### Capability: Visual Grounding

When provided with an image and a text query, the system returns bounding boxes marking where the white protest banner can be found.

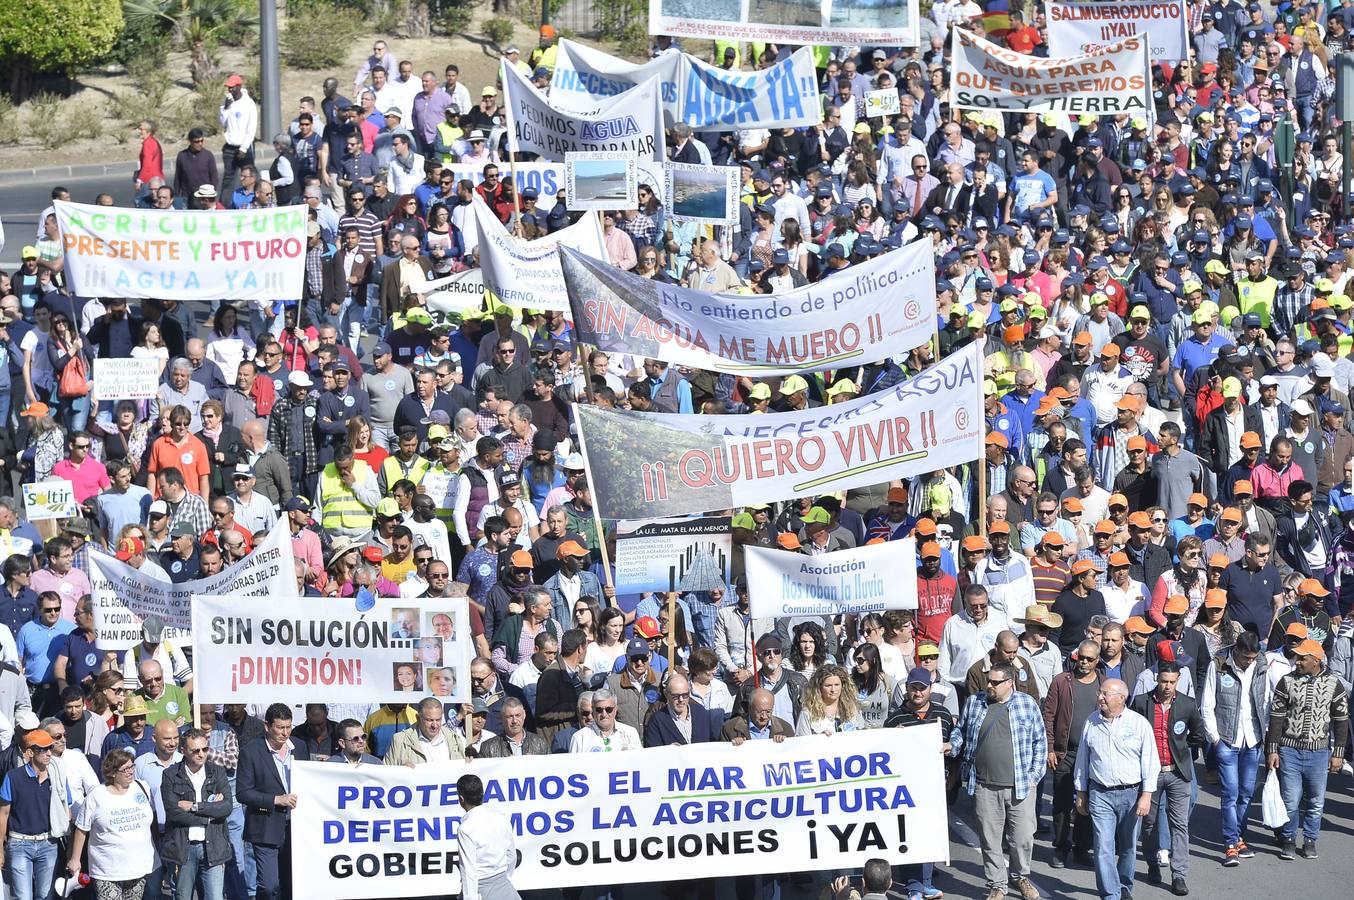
[576,344,984,521]
[614,516,732,594]
[550,42,823,130]
[745,539,918,618]
[950,29,1151,114]
[410,269,485,315]
[1047,0,1188,62]
[665,162,740,224]
[566,152,638,211]
[865,88,902,118]
[562,238,936,375]
[192,594,471,705]
[88,524,297,650]
[54,200,306,300]
[470,197,605,312]
[93,357,161,401]
[22,481,76,521]
[502,60,666,161]
[652,0,918,49]
[290,726,948,899]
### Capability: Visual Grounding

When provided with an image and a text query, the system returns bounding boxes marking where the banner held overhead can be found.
[501,61,666,161]
[1046,0,1188,61]
[745,540,920,618]
[471,197,605,312]
[950,29,1151,113]
[650,0,920,52]
[576,344,985,520]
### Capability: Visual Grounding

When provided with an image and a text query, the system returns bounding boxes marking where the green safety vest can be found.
[319,461,375,532]
[1235,276,1278,328]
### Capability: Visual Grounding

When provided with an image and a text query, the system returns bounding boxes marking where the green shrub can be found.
[282,1,364,68]
[0,0,124,74]
[482,15,515,47]
[67,100,106,140]
[26,92,65,150]
[0,95,19,144]
[434,2,473,34]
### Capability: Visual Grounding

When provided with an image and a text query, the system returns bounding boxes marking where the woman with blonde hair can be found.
[795,664,862,736]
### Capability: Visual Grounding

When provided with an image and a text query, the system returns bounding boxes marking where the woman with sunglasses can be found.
[850,643,891,729]
[67,748,157,900]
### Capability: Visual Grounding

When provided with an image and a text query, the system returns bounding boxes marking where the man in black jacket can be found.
[236,704,309,900]
[1274,480,1338,617]
[1130,662,1206,894]
[162,727,234,899]
[1200,378,1264,480]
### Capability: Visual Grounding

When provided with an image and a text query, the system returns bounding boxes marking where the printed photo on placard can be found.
[566,152,639,211]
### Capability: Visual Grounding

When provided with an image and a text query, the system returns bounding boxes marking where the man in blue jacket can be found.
[644,673,722,747]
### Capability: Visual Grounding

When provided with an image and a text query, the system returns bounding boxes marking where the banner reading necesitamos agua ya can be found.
[291,726,948,898]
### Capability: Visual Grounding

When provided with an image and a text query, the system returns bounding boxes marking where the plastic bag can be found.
[1262,769,1288,829]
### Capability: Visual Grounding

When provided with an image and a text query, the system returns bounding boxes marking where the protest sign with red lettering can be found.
[950,28,1151,114]
[562,239,935,376]
[576,345,984,520]
[1047,0,1188,61]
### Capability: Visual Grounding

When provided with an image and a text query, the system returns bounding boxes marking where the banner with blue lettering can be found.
[575,344,985,521]
[550,41,822,130]
[290,727,949,898]
[54,200,306,300]
[561,238,936,376]
[501,60,666,161]
[745,539,919,618]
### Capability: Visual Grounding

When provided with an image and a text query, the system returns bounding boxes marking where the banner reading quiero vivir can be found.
[501,60,666,161]
[549,41,822,130]
[576,344,984,520]
[744,540,919,618]
[53,200,306,300]
[87,525,297,650]
[561,240,936,376]
[192,594,472,706]
[1047,0,1188,61]
[290,726,948,899]
[950,29,1151,113]
[470,197,605,312]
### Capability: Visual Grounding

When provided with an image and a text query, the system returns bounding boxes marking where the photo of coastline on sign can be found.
[566,152,639,210]
[667,163,739,223]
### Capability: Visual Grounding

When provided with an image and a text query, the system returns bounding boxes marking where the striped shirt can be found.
[1031,560,1071,606]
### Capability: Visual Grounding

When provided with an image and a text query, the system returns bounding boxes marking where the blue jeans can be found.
[226,803,254,900]
[1216,741,1262,845]
[174,842,224,900]
[1278,746,1330,843]
[898,861,934,893]
[4,836,57,900]
[145,860,171,899]
[1088,785,1141,900]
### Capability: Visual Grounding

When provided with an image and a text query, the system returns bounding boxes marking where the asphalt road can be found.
[0,172,135,270]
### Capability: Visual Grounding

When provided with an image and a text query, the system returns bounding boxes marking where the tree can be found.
[0,0,124,97]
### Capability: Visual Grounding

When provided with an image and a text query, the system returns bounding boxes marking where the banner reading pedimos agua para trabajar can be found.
[1047,0,1188,62]
[562,239,935,376]
[745,539,919,618]
[192,594,471,706]
[54,200,306,300]
[88,524,296,650]
[290,726,948,899]
[502,60,666,161]
[950,29,1151,114]
[577,344,984,521]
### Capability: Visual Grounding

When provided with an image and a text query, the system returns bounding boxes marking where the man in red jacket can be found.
[916,541,958,644]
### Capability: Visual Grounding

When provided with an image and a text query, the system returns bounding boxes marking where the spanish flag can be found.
[982,0,1012,37]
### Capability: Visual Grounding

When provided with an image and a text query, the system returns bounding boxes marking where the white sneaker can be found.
[1156,849,1170,866]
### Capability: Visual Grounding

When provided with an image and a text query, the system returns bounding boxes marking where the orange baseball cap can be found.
[920,541,942,559]
[1108,492,1129,509]
[1286,622,1310,638]
[1072,331,1093,347]
[986,432,1010,447]
[1294,638,1326,659]
[1208,552,1231,569]
[1233,479,1254,496]
[556,540,589,559]
[1127,435,1148,451]
[1070,559,1103,575]
[777,532,802,550]
[962,535,990,552]
[1062,497,1084,512]
[1101,343,1122,357]
[510,549,534,568]
[1094,519,1117,535]
[914,518,938,536]
[1041,531,1066,547]
[1113,394,1137,410]
[1219,507,1242,523]
[1164,594,1190,616]
[1049,387,1072,400]
[1187,493,1209,508]
[1124,615,1154,635]
[1108,551,1130,567]
[887,486,907,504]
[1299,578,1331,597]
[988,521,1011,535]
[1205,588,1227,609]
[1036,397,1060,416]
[1240,431,1262,450]
[1129,511,1153,528]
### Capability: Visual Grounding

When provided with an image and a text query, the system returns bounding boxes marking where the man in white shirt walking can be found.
[456,773,521,900]
[219,74,258,196]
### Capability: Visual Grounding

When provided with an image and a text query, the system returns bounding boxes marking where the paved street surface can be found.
[0,173,134,270]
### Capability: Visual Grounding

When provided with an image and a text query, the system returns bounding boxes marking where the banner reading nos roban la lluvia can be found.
[950,29,1151,114]
[54,200,306,300]
[562,239,935,376]
[577,344,984,520]
[291,726,948,899]
[549,40,822,130]
[88,524,296,650]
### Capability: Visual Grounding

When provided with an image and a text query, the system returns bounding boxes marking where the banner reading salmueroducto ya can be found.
[54,200,307,300]
[577,344,984,520]
[291,726,949,898]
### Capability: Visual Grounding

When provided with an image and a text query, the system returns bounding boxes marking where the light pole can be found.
[260,0,282,141]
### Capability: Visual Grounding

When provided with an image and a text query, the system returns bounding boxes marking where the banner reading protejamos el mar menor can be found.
[577,344,984,521]
[54,200,306,300]
[950,29,1151,114]
[1047,0,1188,62]
[290,726,949,898]
[549,40,823,130]
[562,240,935,376]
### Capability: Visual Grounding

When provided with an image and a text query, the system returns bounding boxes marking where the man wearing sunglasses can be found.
[568,687,641,753]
